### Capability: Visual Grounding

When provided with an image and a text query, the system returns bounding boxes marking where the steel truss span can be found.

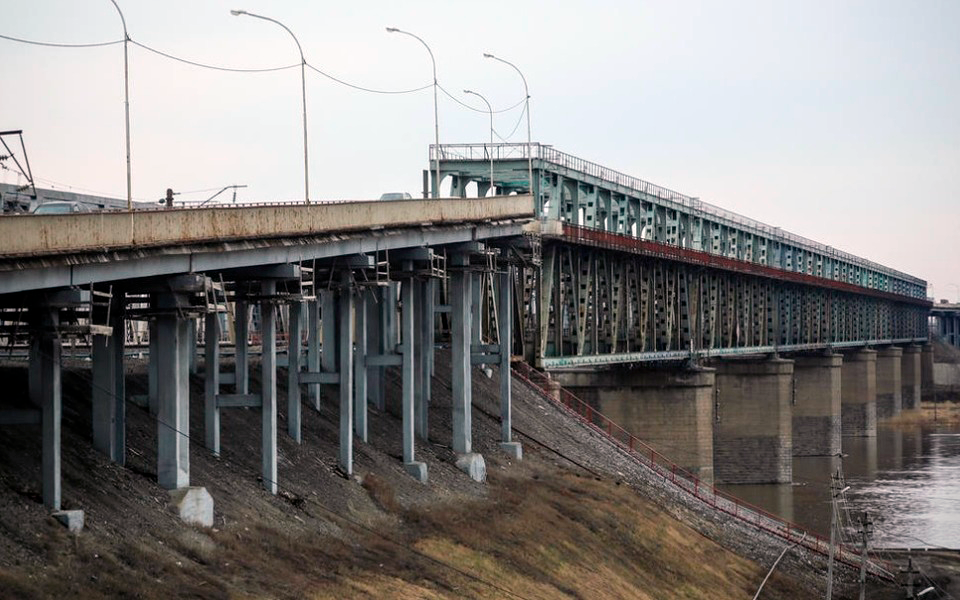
[527,240,928,368]
[433,143,927,301]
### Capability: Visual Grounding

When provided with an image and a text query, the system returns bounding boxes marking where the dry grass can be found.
[884,402,960,426]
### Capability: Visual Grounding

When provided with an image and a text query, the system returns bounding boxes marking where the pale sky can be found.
[2,1,958,298]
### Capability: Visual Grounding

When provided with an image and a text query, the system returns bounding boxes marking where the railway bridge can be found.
[0,143,931,521]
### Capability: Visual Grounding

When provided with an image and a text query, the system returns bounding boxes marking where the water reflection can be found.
[719,424,960,548]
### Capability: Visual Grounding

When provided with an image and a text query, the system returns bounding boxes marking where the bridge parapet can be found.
[0,195,534,257]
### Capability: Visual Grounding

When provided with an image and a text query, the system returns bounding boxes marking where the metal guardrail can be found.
[433,143,926,290]
[511,361,896,582]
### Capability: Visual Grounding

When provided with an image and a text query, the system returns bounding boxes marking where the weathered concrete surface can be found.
[841,349,877,437]
[455,453,487,483]
[555,367,716,485]
[792,354,841,457]
[921,343,935,400]
[52,510,84,533]
[901,345,922,410]
[876,347,902,419]
[168,487,214,528]
[500,442,523,460]
[713,358,793,484]
[0,195,535,256]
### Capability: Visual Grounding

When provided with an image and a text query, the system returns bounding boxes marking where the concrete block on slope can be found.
[455,453,486,482]
[52,510,84,533]
[169,487,214,528]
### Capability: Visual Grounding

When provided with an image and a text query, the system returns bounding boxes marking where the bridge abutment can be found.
[554,367,716,485]
[876,346,903,419]
[901,345,922,410]
[713,357,793,484]
[791,353,841,457]
[841,349,877,437]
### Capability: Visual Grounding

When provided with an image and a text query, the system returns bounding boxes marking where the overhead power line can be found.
[306,63,431,95]
[0,32,123,48]
[131,39,299,73]
[438,83,526,114]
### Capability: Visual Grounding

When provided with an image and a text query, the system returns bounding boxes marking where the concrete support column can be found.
[260,282,278,494]
[156,309,189,490]
[338,273,354,476]
[382,282,399,416]
[451,257,473,455]
[321,289,336,377]
[353,290,367,442]
[451,254,485,481]
[148,318,159,416]
[555,367,716,484]
[366,291,383,412]
[841,349,877,437]
[714,358,793,484]
[204,312,221,455]
[287,301,303,443]
[920,343,934,401]
[307,299,321,409]
[34,310,62,510]
[187,318,198,375]
[901,345,922,411]
[92,293,125,464]
[792,354,841,457]
[414,277,433,441]
[876,346,903,419]
[235,299,249,395]
[498,266,521,459]
[401,266,426,481]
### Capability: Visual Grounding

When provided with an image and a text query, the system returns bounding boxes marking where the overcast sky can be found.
[2,0,957,298]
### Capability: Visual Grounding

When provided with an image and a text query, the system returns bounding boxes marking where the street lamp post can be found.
[107,0,132,210]
[463,90,494,197]
[231,9,310,204]
[483,53,532,196]
[386,27,440,198]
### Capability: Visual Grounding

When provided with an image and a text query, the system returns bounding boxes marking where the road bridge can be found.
[0,194,535,514]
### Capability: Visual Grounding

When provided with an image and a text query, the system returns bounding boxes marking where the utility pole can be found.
[826,463,851,600]
[858,511,874,600]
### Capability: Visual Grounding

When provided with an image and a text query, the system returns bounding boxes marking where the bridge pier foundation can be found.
[841,349,877,437]
[554,367,716,485]
[792,353,841,457]
[901,345,922,410]
[713,357,793,484]
[92,292,125,465]
[876,346,903,419]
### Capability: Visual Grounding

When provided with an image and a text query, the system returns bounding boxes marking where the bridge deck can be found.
[0,196,533,257]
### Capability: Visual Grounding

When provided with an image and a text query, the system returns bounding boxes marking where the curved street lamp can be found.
[386,27,440,198]
[483,53,532,196]
[463,89,494,197]
[107,0,132,210]
[231,9,310,204]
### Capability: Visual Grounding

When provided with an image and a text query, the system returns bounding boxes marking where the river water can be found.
[719,423,960,549]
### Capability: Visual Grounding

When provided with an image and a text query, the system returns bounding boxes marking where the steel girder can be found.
[530,241,928,367]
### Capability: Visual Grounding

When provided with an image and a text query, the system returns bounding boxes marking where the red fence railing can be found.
[511,361,895,581]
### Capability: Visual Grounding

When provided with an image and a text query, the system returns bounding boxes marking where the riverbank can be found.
[883,401,960,426]
[2,355,870,599]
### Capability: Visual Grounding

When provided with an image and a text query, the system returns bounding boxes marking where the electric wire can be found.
[437,83,526,114]
[0,32,123,48]
[130,39,299,73]
[21,341,537,600]
[494,103,527,143]
[305,63,431,95]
